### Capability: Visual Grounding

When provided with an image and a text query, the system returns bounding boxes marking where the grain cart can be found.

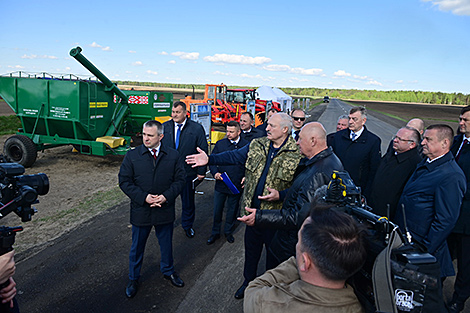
[0,46,173,167]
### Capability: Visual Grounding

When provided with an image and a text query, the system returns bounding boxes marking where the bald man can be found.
[239,122,344,267]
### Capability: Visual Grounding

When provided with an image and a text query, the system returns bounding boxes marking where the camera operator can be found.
[0,250,17,311]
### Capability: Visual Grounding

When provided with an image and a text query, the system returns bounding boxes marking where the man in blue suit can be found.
[207,121,249,245]
[119,120,186,298]
[162,102,208,239]
[396,124,466,279]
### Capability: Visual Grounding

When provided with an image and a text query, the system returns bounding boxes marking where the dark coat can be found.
[240,127,264,142]
[368,147,422,219]
[118,144,186,226]
[255,147,344,263]
[450,134,470,235]
[396,151,466,277]
[256,123,268,136]
[209,137,249,194]
[161,119,208,178]
[330,126,381,198]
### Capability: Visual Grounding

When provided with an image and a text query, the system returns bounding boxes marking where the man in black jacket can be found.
[238,122,343,266]
[207,121,249,245]
[162,101,208,238]
[119,120,186,298]
[240,112,263,142]
[448,106,470,313]
[368,126,422,219]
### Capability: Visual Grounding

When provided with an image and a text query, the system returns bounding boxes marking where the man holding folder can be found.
[207,121,249,245]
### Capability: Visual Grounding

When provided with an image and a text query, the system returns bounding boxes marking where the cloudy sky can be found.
[1,0,469,93]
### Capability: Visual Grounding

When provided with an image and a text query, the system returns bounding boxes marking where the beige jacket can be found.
[244,257,364,313]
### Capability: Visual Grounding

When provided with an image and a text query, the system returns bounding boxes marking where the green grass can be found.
[0,115,21,135]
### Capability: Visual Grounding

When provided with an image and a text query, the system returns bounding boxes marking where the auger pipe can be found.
[69,46,128,103]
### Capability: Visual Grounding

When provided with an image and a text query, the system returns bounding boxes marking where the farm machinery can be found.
[0,47,173,167]
[226,88,281,126]
[181,86,281,126]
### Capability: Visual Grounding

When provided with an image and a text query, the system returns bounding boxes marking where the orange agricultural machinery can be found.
[180,84,239,124]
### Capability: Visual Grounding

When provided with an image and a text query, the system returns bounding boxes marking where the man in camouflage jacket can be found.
[186,113,301,299]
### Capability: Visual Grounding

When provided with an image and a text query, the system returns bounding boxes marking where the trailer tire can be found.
[3,135,38,167]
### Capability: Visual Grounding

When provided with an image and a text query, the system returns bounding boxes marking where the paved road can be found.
[12,100,463,312]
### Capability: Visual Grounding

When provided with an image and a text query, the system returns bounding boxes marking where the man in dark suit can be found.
[162,101,208,239]
[290,108,306,141]
[396,124,466,279]
[240,112,263,142]
[326,114,348,146]
[207,121,249,245]
[448,106,470,313]
[330,106,381,198]
[368,126,422,219]
[119,120,186,298]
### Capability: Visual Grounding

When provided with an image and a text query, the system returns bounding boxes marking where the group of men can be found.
[117,100,470,313]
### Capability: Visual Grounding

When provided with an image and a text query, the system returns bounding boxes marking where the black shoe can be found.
[234,284,247,299]
[164,273,185,287]
[226,234,235,243]
[207,234,220,245]
[185,228,195,238]
[125,280,138,298]
[448,301,464,313]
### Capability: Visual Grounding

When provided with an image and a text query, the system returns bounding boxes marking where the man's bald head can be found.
[406,118,425,136]
[297,122,328,158]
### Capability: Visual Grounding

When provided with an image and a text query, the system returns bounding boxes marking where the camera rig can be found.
[324,171,444,313]
[0,162,49,254]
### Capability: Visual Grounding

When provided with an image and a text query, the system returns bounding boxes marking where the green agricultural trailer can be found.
[0,47,173,167]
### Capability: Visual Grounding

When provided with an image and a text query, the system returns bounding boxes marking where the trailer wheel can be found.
[3,135,38,167]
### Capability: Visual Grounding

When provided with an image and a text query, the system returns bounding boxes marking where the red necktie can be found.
[152,148,157,160]
[456,139,468,162]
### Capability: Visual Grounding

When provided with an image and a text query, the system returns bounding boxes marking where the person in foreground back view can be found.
[244,204,366,313]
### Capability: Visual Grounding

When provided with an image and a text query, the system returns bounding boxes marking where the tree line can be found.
[115,81,469,106]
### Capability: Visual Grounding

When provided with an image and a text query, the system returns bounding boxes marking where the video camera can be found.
[0,163,49,223]
[324,171,444,313]
[0,162,49,255]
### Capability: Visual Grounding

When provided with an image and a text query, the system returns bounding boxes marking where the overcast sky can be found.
[1,0,469,94]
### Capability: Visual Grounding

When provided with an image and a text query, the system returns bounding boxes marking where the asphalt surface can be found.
[12,100,465,312]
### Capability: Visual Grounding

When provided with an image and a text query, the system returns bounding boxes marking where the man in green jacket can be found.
[244,204,366,313]
[186,113,302,299]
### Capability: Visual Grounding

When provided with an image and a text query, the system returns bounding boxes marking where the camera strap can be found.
[372,228,403,313]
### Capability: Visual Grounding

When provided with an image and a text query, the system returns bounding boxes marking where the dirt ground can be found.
[0,99,464,259]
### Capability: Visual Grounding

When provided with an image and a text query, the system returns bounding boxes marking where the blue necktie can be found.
[351,132,357,141]
[175,124,182,149]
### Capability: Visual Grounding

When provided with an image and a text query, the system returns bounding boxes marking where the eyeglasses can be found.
[393,136,413,143]
[292,117,305,121]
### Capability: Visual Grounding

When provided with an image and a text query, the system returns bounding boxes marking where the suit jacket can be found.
[118,144,186,226]
[209,137,249,194]
[330,126,381,198]
[368,147,422,219]
[450,134,470,235]
[240,127,263,142]
[396,152,466,277]
[162,119,208,178]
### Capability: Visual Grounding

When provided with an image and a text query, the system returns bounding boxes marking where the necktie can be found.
[152,148,157,160]
[351,132,357,141]
[175,124,182,149]
[294,130,300,141]
[456,138,468,162]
